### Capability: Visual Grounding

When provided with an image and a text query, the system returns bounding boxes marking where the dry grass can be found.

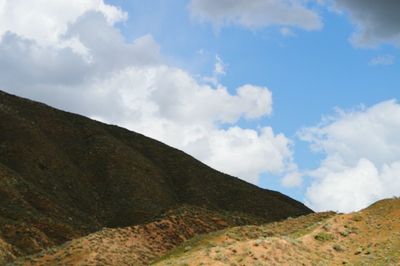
[154,198,400,266]
[10,205,266,265]
[9,199,400,265]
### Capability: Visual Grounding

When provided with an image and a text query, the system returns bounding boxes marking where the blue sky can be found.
[0,0,399,212]
[107,0,400,203]
[110,0,400,136]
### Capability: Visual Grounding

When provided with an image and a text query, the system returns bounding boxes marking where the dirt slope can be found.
[10,205,267,265]
[155,198,400,265]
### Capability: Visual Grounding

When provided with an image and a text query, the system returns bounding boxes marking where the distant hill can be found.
[0,90,311,261]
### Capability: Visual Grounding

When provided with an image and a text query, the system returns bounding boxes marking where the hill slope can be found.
[10,205,267,265]
[0,90,311,260]
[11,199,400,265]
[155,198,400,265]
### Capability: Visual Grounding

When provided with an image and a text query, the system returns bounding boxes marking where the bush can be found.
[351,214,362,222]
[314,232,334,242]
[333,244,345,252]
[340,229,351,237]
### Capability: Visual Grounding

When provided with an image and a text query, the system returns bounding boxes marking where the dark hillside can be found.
[0,90,312,256]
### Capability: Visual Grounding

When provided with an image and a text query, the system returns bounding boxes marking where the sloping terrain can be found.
[10,199,400,265]
[0,90,311,262]
[155,198,400,265]
[0,236,17,264]
[10,205,267,265]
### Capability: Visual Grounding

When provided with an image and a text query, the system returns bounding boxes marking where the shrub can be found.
[314,232,334,242]
[340,229,351,237]
[332,244,345,252]
[351,214,362,222]
[322,223,332,231]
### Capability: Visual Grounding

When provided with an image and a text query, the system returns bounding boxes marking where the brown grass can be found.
[154,198,400,266]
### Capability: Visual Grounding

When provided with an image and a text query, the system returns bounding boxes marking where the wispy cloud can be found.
[368,55,395,66]
[280,27,296,37]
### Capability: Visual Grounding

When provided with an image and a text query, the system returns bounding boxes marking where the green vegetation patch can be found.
[314,232,334,242]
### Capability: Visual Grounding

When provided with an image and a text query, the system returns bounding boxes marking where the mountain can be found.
[0,90,311,263]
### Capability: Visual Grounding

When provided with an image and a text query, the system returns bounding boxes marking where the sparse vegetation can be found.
[314,232,334,242]
[351,214,363,222]
[153,198,400,266]
[333,244,345,252]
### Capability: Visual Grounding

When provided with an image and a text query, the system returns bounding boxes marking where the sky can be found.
[0,0,399,213]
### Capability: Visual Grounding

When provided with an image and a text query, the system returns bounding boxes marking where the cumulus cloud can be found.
[81,66,273,129]
[0,0,295,185]
[0,32,88,88]
[0,11,161,94]
[335,0,400,47]
[0,0,126,48]
[189,0,322,31]
[204,127,293,183]
[300,100,400,212]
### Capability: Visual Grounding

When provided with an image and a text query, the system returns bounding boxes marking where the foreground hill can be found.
[11,205,267,265]
[155,198,400,265]
[10,199,400,265]
[0,90,311,261]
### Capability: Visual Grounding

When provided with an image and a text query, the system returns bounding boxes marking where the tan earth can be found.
[9,205,266,265]
[7,199,400,265]
[9,199,400,266]
[154,198,400,266]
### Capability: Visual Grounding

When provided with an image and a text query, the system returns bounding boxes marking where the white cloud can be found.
[300,100,400,212]
[0,12,160,90]
[368,55,395,66]
[0,1,295,185]
[189,0,322,31]
[82,66,273,127]
[282,171,303,187]
[0,0,127,48]
[204,127,293,183]
[203,54,227,86]
[306,158,384,213]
